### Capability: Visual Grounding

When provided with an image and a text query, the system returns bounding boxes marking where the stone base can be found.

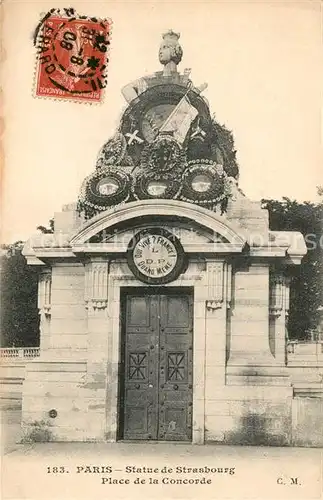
[21,360,323,446]
[291,396,323,447]
[21,360,107,443]
[226,363,291,386]
[205,386,293,446]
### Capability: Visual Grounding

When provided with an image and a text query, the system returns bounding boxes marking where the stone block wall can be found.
[22,361,88,441]
[22,360,108,442]
[22,261,110,442]
[0,362,25,401]
[48,263,87,353]
[227,263,275,370]
[226,194,269,242]
[291,397,323,447]
[205,386,293,446]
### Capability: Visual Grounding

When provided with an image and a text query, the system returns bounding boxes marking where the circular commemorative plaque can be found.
[127,228,186,284]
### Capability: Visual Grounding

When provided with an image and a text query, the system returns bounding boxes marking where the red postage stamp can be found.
[33,8,112,103]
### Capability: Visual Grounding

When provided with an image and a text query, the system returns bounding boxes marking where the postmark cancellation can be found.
[33,8,112,103]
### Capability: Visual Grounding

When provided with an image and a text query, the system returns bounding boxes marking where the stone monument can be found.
[21,31,316,446]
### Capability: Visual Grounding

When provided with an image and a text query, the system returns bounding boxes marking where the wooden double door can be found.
[119,289,193,441]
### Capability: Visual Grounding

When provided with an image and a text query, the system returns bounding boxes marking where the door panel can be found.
[158,294,193,441]
[126,295,153,332]
[121,291,193,441]
[122,295,159,440]
[164,295,191,329]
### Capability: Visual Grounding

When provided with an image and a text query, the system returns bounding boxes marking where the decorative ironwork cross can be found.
[129,353,147,380]
[168,353,185,381]
[190,118,206,140]
[125,130,144,145]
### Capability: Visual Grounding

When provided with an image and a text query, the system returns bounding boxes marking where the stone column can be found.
[269,272,290,365]
[38,268,52,351]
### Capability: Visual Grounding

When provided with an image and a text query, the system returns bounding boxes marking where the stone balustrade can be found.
[286,340,323,365]
[0,347,40,360]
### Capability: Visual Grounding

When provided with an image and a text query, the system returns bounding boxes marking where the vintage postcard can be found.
[1,1,322,499]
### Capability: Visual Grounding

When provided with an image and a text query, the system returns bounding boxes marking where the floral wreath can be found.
[79,166,131,213]
[179,159,230,205]
[131,168,182,200]
[140,135,186,175]
[96,133,127,168]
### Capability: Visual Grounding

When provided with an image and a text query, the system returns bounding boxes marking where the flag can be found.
[159,95,198,144]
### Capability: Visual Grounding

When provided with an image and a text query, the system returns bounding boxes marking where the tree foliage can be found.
[36,218,54,234]
[262,195,323,340]
[0,219,56,346]
[0,221,55,347]
[0,241,39,347]
[211,118,239,179]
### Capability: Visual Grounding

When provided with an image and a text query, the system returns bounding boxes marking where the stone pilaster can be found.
[228,263,272,363]
[38,268,52,350]
[227,262,289,384]
[84,258,109,362]
[82,257,110,440]
[269,272,290,365]
[205,260,231,393]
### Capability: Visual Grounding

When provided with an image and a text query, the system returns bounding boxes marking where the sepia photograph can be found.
[1,1,322,499]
